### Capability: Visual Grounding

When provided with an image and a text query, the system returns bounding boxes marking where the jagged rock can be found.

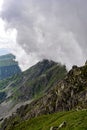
[58,121,66,129]
[0,59,67,121]
[72,65,78,69]
[1,63,87,130]
[15,63,87,120]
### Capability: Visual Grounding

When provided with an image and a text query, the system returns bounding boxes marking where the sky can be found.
[0,0,87,70]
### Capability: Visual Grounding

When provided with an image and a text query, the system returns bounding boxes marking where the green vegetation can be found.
[0,59,67,104]
[0,74,23,103]
[0,61,87,130]
[0,74,21,90]
[15,62,67,102]
[2,110,87,130]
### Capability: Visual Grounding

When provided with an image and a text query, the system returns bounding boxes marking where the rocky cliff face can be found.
[1,63,87,130]
[24,64,87,119]
[0,54,21,80]
[15,60,67,102]
[0,59,67,120]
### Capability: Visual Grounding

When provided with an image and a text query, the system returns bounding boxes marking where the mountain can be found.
[0,59,67,118]
[0,54,21,80]
[14,63,87,119]
[1,62,87,130]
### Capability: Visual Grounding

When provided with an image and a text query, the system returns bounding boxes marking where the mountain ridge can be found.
[0,59,67,119]
[1,62,87,130]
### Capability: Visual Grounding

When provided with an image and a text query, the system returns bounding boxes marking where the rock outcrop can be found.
[12,63,87,121]
[0,59,67,119]
[50,121,66,130]
[1,62,87,130]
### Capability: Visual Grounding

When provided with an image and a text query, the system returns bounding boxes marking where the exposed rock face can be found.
[0,59,67,119]
[0,54,21,80]
[1,62,87,130]
[16,60,67,102]
[14,63,87,120]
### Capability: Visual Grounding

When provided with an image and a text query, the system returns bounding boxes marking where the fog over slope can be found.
[1,0,87,70]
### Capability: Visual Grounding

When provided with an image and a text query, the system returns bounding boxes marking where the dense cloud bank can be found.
[1,0,87,70]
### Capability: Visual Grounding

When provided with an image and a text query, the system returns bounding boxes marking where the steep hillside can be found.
[1,110,87,130]
[14,60,67,102]
[14,63,87,120]
[1,63,87,129]
[0,59,67,118]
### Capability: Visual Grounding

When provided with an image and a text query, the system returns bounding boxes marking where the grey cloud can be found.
[1,0,87,70]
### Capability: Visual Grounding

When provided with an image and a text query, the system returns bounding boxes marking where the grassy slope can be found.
[0,60,67,103]
[0,74,23,103]
[6,110,87,130]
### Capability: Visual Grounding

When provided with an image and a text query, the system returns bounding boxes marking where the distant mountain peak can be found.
[0,53,21,80]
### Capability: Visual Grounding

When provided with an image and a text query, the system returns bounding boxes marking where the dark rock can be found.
[50,126,59,130]
[0,118,3,122]
[85,60,87,65]
[16,63,87,120]
[1,62,87,130]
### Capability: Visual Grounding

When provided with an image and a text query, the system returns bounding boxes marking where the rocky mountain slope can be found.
[1,62,87,130]
[16,63,87,119]
[0,59,67,118]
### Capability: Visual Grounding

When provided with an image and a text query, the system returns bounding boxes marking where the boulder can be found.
[58,121,66,129]
[50,126,58,130]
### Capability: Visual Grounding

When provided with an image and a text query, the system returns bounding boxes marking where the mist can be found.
[1,0,87,70]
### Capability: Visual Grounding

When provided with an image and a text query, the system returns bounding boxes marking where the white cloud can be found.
[0,0,3,11]
[0,18,38,70]
[0,18,30,70]
[0,0,87,70]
